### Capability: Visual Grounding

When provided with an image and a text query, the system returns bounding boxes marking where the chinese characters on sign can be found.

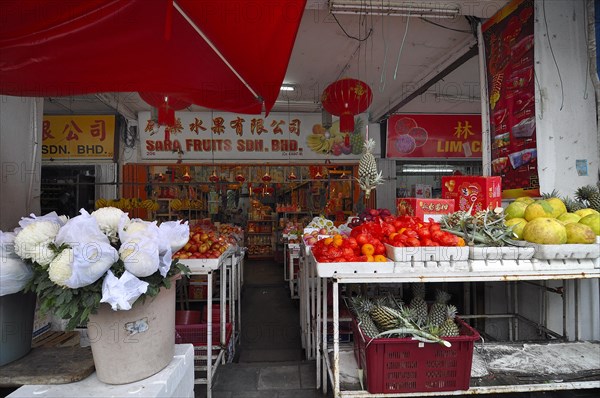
[42,115,116,160]
[138,111,360,161]
[386,114,482,158]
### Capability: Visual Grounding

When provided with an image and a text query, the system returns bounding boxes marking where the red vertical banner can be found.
[483,0,539,198]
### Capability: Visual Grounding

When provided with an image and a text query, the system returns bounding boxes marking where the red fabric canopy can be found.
[0,0,306,115]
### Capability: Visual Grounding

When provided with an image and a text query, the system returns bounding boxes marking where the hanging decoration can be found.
[235,174,246,183]
[357,138,384,199]
[139,93,190,141]
[321,78,373,133]
[288,169,297,180]
[262,170,272,183]
[209,170,219,183]
[181,169,191,183]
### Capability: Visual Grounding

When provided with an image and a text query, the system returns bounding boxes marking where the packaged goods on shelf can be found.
[396,198,455,222]
[442,176,502,214]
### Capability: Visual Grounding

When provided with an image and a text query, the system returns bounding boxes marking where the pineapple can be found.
[562,196,586,213]
[541,189,561,199]
[409,283,428,327]
[356,312,380,339]
[356,138,384,199]
[426,290,451,327]
[439,305,460,337]
[369,300,402,331]
[575,185,600,212]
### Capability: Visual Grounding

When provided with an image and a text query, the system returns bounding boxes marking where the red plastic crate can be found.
[175,310,201,325]
[201,304,230,323]
[175,322,233,347]
[352,317,479,394]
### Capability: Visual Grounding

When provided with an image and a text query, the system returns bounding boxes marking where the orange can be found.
[373,254,387,262]
[323,237,334,245]
[361,243,375,256]
[365,254,375,262]
[332,234,344,247]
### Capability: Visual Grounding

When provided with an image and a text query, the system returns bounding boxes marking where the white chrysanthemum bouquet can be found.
[1,207,190,329]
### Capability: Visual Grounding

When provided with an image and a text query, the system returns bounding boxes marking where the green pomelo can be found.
[557,212,581,224]
[579,214,600,235]
[565,223,596,244]
[546,197,567,218]
[505,218,527,240]
[575,208,600,218]
[505,202,528,220]
[522,218,567,244]
[524,200,555,221]
[515,197,535,205]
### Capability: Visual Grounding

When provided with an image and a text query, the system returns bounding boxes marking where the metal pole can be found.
[206,270,213,398]
[322,277,328,395]
[333,279,340,397]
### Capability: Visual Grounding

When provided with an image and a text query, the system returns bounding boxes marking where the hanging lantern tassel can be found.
[356,138,384,199]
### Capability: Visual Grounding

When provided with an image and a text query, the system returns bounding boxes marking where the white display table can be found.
[8,344,194,398]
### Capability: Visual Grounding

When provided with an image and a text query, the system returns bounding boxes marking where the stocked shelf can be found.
[299,246,600,398]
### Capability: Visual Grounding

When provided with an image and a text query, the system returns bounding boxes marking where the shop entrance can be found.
[41,165,95,217]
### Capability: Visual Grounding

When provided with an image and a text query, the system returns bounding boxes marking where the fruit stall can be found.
[294,196,600,398]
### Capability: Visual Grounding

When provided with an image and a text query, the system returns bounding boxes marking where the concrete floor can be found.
[194,259,599,398]
[194,259,331,397]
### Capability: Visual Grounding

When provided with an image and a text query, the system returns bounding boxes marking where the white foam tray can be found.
[469,245,535,260]
[179,248,235,273]
[526,243,600,260]
[385,243,469,262]
[311,253,394,277]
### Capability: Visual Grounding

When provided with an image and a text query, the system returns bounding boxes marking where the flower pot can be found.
[0,291,36,366]
[87,281,176,384]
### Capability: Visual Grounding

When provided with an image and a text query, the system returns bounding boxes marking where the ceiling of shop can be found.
[42,0,509,122]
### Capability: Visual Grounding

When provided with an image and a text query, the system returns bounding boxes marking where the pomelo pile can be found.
[504,197,599,244]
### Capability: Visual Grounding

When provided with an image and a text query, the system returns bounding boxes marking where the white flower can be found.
[14,220,60,263]
[48,248,74,287]
[100,270,148,311]
[119,238,160,277]
[91,207,128,243]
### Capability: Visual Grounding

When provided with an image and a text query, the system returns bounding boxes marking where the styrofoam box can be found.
[469,246,535,260]
[312,253,394,277]
[8,344,195,398]
[393,260,470,273]
[527,243,600,260]
[179,248,235,274]
[385,243,469,262]
[532,257,599,271]
[469,259,535,272]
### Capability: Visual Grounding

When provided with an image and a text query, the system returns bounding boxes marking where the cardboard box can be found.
[396,198,455,222]
[442,176,502,214]
[411,184,432,198]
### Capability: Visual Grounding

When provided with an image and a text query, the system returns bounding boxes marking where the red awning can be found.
[0,0,306,114]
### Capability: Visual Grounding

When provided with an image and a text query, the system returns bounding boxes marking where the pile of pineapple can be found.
[349,284,461,346]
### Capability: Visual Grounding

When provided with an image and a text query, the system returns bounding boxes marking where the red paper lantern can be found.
[235,174,246,183]
[262,172,272,183]
[321,78,372,133]
[208,170,219,183]
[139,92,190,127]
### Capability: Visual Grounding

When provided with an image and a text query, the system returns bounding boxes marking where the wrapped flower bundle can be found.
[1,207,189,329]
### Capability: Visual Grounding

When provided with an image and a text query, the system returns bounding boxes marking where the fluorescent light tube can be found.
[280,85,295,91]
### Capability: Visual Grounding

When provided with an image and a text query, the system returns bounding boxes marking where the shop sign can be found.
[138,111,368,161]
[385,114,482,159]
[42,115,116,160]
[483,0,540,198]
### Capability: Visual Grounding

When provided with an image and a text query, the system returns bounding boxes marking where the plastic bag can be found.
[100,270,149,311]
[119,237,160,278]
[18,211,65,229]
[0,231,33,296]
[158,221,190,253]
[51,212,118,288]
